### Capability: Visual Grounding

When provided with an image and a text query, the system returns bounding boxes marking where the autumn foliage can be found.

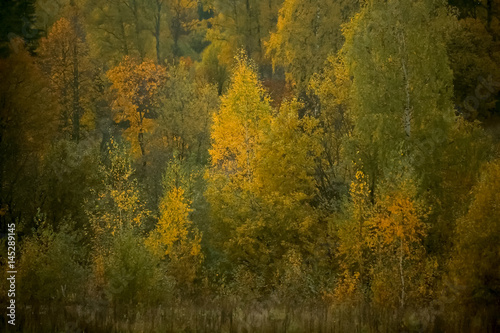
[1,0,500,332]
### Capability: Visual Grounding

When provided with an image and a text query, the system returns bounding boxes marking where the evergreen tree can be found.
[0,0,39,57]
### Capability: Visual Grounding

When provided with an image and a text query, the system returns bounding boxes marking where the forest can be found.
[0,0,499,331]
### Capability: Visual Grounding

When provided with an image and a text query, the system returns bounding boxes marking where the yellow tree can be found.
[207,55,324,292]
[146,184,203,288]
[38,10,93,142]
[335,170,372,300]
[89,139,148,238]
[252,99,323,291]
[336,172,431,309]
[208,55,272,173]
[366,181,429,309]
[205,54,272,254]
[107,57,167,160]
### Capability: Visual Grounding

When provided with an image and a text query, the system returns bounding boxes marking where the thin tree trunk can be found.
[154,0,162,65]
[72,42,80,142]
[400,32,412,138]
[399,239,405,308]
[131,0,144,60]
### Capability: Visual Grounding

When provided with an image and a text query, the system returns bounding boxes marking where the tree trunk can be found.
[155,0,162,65]
[400,31,412,138]
[72,42,80,142]
[399,239,405,309]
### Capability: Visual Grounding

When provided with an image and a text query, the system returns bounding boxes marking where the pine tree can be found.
[0,0,39,57]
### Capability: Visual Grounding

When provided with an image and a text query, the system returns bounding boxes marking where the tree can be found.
[18,214,88,309]
[167,0,199,58]
[146,160,203,289]
[40,137,103,230]
[38,10,94,142]
[447,159,500,329]
[83,0,203,66]
[367,181,429,309]
[142,0,201,63]
[205,54,272,252]
[309,55,353,212]
[87,139,149,240]
[336,172,432,310]
[101,226,166,307]
[424,118,491,253]
[342,0,456,198]
[266,0,359,91]
[87,140,163,307]
[207,56,324,293]
[107,57,167,160]
[156,60,218,162]
[205,0,282,66]
[252,98,324,293]
[448,13,500,120]
[0,40,58,229]
[83,0,152,65]
[0,0,39,57]
[335,170,372,300]
[139,61,218,213]
[199,43,230,95]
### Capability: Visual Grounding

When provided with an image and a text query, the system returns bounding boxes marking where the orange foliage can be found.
[107,57,167,157]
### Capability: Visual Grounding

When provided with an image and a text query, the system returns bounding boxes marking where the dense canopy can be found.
[1,0,499,331]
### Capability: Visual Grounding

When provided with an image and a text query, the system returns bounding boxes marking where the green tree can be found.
[205,0,282,66]
[0,41,58,229]
[342,0,456,197]
[447,159,500,328]
[267,0,359,91]
[448,13,500,120]
[309,55,353,212]
[0,0,39,57]
[157,60,218,162]
[199,43,230,95]
[18,214,88,309]
[83,0,153,65]
[87,140,165,308]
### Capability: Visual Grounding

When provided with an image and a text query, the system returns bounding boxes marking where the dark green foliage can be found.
[0,0,39,57]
